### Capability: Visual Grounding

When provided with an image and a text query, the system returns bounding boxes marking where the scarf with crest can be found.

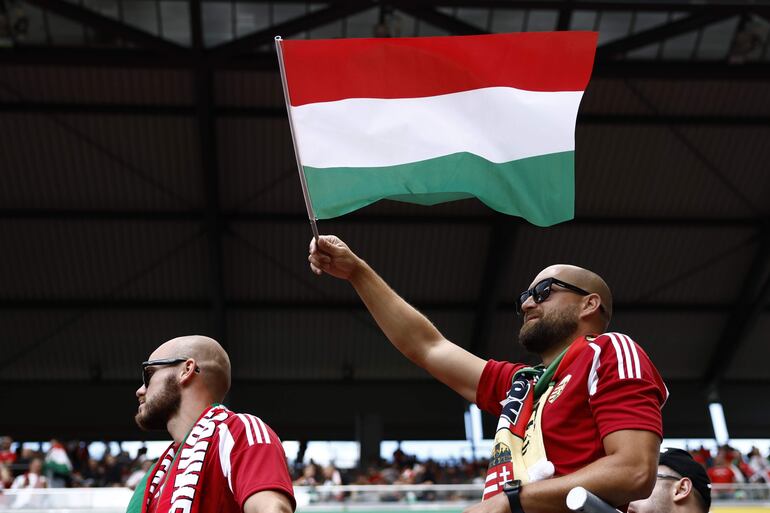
[126,404,233,513]
[483,337,589,500]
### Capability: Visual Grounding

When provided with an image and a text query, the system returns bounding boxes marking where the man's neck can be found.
[540,336,577,367]
[166,399,211,444]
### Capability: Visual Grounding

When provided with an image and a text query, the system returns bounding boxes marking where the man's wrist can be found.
[502,480,525,513]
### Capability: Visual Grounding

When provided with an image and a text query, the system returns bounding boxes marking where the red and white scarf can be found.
[129,405,233,513]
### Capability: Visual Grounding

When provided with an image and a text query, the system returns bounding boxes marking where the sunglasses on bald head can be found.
[515,277,596,315]
[141,357,200,388]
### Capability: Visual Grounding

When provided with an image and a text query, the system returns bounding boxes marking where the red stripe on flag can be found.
[281,32,597,106]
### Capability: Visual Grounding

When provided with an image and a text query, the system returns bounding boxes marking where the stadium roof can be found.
[1,0,769,443]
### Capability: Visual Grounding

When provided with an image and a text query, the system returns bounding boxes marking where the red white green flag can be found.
[277,32,597,227]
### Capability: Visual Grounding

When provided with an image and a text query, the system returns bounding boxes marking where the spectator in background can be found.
[707,450,739,499]
[690,446,711,468]
[0,462,12,489]
[294,462,319,485]
[125,460,154,490]
[628,449,711,513]
[44,438,72,487]
[0,436,16,466]
[11,457,47,489]
[748,447,770,482]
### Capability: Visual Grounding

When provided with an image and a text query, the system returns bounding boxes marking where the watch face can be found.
[503,480,522,492]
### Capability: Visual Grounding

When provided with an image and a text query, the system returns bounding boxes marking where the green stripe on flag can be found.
[303,151,574,227]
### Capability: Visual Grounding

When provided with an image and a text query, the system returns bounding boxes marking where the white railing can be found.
[0,483,768,511]
[0,487,133,511]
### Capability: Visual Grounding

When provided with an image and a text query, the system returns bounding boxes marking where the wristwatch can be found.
[502,480,525,513]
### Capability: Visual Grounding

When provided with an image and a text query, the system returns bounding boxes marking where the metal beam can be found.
[703,226,770,391]
[5,101,770,126]
[3,48,770,79]
[0,209,762,229]
[468,217,517,355]
[392,2,487,35]
[556,0,574,31]
[0,298,751,314]
[207,1,375,62]
[21,0,188,58]
[191,0,228,348]
[597,10,739,60]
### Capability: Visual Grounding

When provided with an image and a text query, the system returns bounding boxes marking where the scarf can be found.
[126,405,233,513]
[483,338,588,500]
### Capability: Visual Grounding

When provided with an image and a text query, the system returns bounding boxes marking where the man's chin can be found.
[135,413,164,431]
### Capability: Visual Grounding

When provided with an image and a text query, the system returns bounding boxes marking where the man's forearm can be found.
[349,259,445,364]
[519,434,658,513]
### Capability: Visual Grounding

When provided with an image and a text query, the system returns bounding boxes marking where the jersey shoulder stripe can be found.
[598,332,642,380]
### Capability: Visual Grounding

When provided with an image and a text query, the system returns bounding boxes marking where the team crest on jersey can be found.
[548,374,571,404]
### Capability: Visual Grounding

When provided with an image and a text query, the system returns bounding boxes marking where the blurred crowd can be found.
[2,434,770,501]
[0,436,153,491]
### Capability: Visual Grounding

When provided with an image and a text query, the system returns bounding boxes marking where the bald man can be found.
[309,236,667,513]
[126,336,295,513]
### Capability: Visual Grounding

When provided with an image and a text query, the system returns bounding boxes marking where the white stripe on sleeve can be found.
[587,342,601,396]
[608,333,626,379]
[622,334,642,379]
[255,417,272,444]
[617,335,635,378]
[237,414,254,446]
[248,415,263,444]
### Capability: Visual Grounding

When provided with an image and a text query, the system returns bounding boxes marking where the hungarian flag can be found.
[278,32,597,227]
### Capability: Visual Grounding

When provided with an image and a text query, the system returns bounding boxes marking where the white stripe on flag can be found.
[291,87,584,168]
[237,414,254,446]
[485,472,498,483]
[608,334,626,379]
[484,484,498,496]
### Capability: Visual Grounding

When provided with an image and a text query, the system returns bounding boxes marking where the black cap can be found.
[659,448,711,511]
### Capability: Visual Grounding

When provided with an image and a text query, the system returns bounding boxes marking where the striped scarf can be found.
[126,405,233,513]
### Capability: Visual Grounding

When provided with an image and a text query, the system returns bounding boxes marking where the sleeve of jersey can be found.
[475,359,524,417]
[588,333,668,439]
[225,416,297,511]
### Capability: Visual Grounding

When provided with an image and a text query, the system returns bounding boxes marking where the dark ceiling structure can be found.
[1,0,769,445]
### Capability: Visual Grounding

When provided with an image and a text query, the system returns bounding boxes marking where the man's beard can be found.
[518,305,579,355]
[135,374,181,431]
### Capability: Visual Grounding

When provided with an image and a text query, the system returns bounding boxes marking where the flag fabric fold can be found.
[279,31,597,227]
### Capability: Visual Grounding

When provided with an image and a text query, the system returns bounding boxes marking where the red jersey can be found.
[708,466,737,485]
[0,450,16,465]
[477,333,667,484]
[143,410,295,513]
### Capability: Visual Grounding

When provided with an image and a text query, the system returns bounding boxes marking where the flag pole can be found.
[275,35,320,241]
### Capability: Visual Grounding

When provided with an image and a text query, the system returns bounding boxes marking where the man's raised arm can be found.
[309,235,486,403]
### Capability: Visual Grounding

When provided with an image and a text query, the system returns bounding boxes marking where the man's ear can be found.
[580,293,602,318]
[672,478,694,504]
[179,359,198,385]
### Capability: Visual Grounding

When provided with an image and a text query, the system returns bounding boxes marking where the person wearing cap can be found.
[629,448,711,513]
[309,236,668,513]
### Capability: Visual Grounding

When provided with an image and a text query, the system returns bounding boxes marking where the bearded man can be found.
[127,335,295,513]
[309,235,668,513]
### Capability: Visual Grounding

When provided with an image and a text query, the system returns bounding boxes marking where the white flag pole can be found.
[275,35,320,241]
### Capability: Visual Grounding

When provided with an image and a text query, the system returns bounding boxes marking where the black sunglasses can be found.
[656,473,682,481]
[141,357,199,388]
[515,277,594,315]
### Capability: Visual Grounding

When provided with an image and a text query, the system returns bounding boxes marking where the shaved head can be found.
[151,335,231,402]
[531,264,613,326]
